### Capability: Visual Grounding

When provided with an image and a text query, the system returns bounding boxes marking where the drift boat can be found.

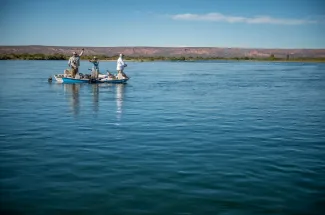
[53,74,128,84]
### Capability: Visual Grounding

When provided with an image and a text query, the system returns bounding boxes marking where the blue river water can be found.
[0,60,325,215]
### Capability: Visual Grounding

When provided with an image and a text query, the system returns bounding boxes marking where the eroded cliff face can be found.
[1,46,325,58]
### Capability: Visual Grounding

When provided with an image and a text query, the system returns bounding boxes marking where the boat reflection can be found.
[62,83,126,118]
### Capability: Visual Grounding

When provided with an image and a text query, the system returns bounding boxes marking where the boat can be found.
[53,74,65,83]
[95,78,128,84]
[61,77,91,83]
[53,74,129,84]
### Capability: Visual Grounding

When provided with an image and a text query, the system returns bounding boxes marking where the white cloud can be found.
[171,13,318,25]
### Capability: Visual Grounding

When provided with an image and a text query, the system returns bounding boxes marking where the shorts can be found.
[71,68,79,78]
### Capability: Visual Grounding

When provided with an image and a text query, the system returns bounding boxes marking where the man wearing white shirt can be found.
[116,54,129,79]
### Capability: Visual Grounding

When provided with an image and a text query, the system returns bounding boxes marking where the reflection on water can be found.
[61,83,126,119]
[64,84,80,115]
[91,84,99,113]
[116,84,125,122]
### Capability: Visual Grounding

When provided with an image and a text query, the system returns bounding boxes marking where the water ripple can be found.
[1,61,325,215]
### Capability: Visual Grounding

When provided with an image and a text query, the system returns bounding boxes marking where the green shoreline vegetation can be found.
[0,53,325,62]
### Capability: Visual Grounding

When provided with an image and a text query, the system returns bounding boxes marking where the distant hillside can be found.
[1,45,325,58]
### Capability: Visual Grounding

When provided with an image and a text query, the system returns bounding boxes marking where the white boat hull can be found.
[53,74,128,84]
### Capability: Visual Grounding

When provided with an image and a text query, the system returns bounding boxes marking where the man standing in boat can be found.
[89,56,99,79]
[116,54,129,79]
[68,48,84,78]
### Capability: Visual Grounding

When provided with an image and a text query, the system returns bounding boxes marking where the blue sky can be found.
[1,0,324,48]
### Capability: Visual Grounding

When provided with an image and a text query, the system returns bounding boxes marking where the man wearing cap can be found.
[68,48,84,78]
[89,56,100,79]
[116,54,129,79]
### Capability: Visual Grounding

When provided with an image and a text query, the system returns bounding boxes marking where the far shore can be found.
[1,59,325,63]
[1,53,325,63]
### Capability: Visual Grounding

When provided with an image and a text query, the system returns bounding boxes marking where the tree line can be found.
[0,53,324,62]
